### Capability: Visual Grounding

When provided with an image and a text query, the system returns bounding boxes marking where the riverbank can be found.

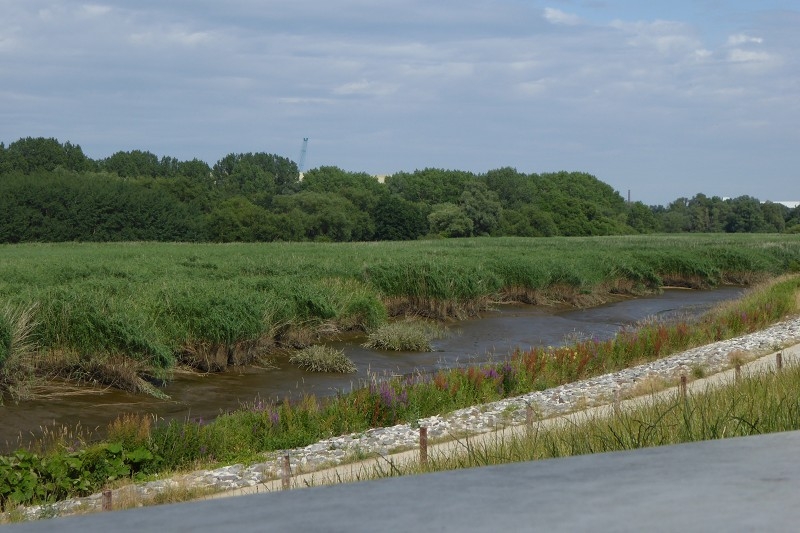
[12,313,799,520]
[2,235,799,400]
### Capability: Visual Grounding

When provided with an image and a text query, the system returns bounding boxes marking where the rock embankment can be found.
[20,316,800,519]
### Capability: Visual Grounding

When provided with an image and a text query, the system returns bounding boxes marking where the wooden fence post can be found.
[680,375,687,400]
[525,405,534,436]
[419,426,428,467]
[102,489,112,511]
[282,454,291,491]
[777,351,783,371]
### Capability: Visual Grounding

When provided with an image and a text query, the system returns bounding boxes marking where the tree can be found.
[212,152,298,197]
[626,201,659,233]
[760,201,787,233]
[428,203,473,238]
[272,192,373,241]
[102,150,161,178]
[2,137,93,174]
[373,194,428,241]
[497,206,558,237]
[483,167,537,208]
[459,182,502,235]
[386,168,477,205]
[724,196,767,233]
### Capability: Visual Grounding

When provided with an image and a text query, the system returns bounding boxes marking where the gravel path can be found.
[17,316,800,519]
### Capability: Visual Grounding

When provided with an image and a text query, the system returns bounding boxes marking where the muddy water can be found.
[0,287,743,449]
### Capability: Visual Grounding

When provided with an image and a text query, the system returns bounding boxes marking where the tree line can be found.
[1,137,798,243]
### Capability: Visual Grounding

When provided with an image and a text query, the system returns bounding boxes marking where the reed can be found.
[362,319,444,351]
[0,235,798,396]
[289,346,357,373]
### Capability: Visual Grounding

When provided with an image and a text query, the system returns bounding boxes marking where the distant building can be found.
[774,201,800,209]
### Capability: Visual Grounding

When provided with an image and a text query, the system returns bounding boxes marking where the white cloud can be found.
[725,48,783,74]
[333,79,396,97]
[128,26,215,48]
[543,8,582,26]
[610,19,702,56]
[1,0,798,205]
[81,4,112,17]
[727,34,763,46]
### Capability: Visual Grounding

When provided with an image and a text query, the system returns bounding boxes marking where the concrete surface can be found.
[7,429,800,532]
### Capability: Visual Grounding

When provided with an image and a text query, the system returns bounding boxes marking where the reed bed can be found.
[0,235,798,396]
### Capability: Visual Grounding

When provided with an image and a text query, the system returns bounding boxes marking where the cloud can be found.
[332,79,396,97]
[610,19,702,56]
[543,7,582,26]
[1,1,798,204]
[727,34,764,46]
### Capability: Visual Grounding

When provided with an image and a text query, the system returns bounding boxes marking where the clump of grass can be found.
[0,304,39,402]
[289,346,357,373]
[106,413,153,450]
[363,320,444,351]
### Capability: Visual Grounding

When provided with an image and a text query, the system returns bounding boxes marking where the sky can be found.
[1,1,798,206]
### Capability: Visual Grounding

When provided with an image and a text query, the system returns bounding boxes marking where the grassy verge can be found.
[0,235,799,397]
[1,275,798,512]
[352,359,800,481]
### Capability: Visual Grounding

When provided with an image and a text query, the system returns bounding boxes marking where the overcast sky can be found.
[1,1,798,205]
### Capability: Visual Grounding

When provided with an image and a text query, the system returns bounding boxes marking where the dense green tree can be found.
[204,197,273,242]
[0,171,192,242]
[428,203,473,238]
[483,167,537,208]
[760,201,787,233]
[497,206,558,237]
[626,201,659,233]
[459,182,502,235]
[1,137,93,174]
[212,152,298,198]
[300,166,384,213]
[386,168,477,205]
[102,150,161,178]
[177,158,212,182]
[373,194,429,241]
[272,192,373,241]
[725,196,767,233]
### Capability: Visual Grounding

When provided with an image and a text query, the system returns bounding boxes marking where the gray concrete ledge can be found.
[8,430,800,532]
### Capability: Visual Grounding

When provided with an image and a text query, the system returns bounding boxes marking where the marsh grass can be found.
[0,304,39,402]
[362,319,445,351]
[0,235,799,395]
[289,346,357,373]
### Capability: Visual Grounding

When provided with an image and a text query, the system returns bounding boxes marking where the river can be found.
[0,287,743,450]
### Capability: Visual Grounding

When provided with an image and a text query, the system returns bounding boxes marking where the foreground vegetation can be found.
[1,276,798,512]
[350,359,800,483]
[2,235,800,398]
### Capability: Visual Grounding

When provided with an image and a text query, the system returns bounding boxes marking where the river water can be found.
[0,287,743,449]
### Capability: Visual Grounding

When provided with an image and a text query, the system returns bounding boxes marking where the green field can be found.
[1,235,799,396]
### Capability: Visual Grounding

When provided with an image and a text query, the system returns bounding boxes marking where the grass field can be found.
[1,235,799,396]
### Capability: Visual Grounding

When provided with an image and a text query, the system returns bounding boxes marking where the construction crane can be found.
[298,137,309,175]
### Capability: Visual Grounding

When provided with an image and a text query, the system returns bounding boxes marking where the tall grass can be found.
[0,235,798,395]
